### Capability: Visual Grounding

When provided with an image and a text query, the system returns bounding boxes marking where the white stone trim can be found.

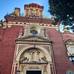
[16,45,52,63]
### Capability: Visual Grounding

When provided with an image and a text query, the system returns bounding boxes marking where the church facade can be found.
[0,3,74,74]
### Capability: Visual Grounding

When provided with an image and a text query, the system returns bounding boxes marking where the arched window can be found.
[66,70,74,74]
[65,40,74,63]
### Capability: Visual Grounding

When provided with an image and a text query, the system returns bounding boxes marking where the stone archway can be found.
[16,45,52,62]
[15,46,52,74]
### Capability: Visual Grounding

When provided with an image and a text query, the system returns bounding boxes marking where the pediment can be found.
[16,35,52,44]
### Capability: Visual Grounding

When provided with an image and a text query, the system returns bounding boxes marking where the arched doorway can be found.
[15,47,52,74]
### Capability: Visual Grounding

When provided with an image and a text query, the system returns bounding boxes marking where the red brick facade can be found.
[0,26,74,74]
[47,29,74,74]
[0,26,23,74]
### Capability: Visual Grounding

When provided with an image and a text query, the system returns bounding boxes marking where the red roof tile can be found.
[5,16,51,24]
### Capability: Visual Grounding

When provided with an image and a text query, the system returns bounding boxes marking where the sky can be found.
[0,0,52,20]
[0,0,73,32]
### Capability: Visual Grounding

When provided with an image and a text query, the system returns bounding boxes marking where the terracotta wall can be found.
[0,26,23,74]
[0,26,74,74]
[47,29,74,74]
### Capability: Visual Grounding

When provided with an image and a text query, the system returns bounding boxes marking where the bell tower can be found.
[24,3,44,17]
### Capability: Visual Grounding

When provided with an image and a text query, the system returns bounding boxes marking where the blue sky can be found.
[0,0,51,20]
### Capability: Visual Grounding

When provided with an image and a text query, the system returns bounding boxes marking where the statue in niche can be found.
[37,50,41,62]
[28,49,41,62]
[30,49,48,63]
[30,50,38,62]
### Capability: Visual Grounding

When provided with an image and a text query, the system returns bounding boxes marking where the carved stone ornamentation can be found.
[19,48,48,64]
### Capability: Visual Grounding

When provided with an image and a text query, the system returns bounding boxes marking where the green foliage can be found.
[51,17,59,25]
[49,0,74,20]
[48,0,74,32]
